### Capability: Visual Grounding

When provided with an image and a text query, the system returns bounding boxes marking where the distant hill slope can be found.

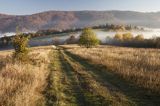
[1,11,160,33]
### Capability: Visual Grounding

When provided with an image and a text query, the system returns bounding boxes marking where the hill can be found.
[1,11,160,33]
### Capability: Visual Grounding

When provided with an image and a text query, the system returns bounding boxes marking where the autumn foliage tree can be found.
[134,34,144,41]
[79,28,99,48]
[122,32,133,41]
[114,33,123,41]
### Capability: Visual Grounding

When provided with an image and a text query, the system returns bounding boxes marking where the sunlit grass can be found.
[65,45,160,94]
[0,47,51,106]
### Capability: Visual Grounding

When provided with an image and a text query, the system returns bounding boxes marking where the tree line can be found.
[109,33,160,48]
[1,26,160,49]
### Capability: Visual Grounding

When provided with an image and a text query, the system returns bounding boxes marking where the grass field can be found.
[0,45,160,106]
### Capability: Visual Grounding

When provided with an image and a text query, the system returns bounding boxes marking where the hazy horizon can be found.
[1,0,160,15]
[1,10,160,16]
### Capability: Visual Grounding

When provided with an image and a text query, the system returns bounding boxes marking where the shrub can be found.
[155,37,160,48]
[12,34,30,62]
[52,37,60,45]
[79,28,99,48]
[66,35,77,44]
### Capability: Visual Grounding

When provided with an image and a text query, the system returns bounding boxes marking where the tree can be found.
[122,32,133,41]
[114,33,123,41]
[79,28,99,48]
[12,32,30,62]
[134,34,144,41]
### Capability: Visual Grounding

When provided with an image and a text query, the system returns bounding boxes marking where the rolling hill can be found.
[1,10,160,33]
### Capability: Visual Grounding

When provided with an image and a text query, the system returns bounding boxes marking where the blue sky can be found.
[0,0,160,15]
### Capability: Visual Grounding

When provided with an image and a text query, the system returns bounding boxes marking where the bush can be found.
[52,37,60,45]
[155,37,160,48]
[79,28,99,48]
[12,34,30,62]
[66,35,77,44]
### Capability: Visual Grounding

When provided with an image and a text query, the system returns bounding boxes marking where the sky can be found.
[0,0,160,15]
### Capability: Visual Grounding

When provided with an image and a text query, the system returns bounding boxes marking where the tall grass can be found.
[0,47,51,106]
[67,45,160,94]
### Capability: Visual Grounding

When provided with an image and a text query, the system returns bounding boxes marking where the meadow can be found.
[0,45,160,106]
[0,46,51,106]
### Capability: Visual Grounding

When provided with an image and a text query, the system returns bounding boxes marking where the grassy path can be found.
[59,49,87,106]
[46,49,106,106]
[44,47,159,106]
[61,49,136,106]
[63,49,160,106]
[45,49,85,106]
[60,49,115,106]
[46,48,126,106]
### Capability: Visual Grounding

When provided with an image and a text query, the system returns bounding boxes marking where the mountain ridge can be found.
[1,10,160,33]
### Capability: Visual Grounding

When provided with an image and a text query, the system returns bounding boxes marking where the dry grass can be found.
[66,45,160,94]
[1,45,160,105]
[61,50,135,106]
[0,47,51,106]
